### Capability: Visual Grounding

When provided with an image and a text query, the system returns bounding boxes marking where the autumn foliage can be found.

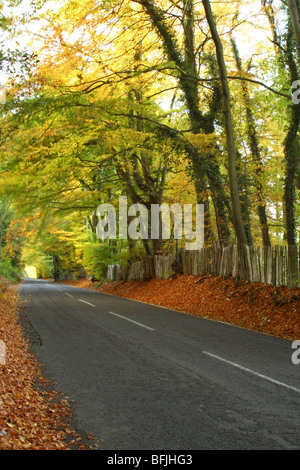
[0,279,83,450]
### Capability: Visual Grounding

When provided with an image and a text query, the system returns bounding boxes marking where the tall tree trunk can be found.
[288,0,300,62]
[133,0,231,245]
[262,0,300,245]
[202,0,248,245]
[182,0,229,244]
[283,115,299,245]
[236,151,253,246]
[283,24,300,246]
[52,255,60,282]
[261,0,286,67]
[231,37,271,247]
[283,20,300,245]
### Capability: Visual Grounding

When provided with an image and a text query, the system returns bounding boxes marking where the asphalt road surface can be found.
[19,278,300,450]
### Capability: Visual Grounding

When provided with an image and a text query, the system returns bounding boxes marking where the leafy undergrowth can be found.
[65,274,300,340]
[0,277,88,450]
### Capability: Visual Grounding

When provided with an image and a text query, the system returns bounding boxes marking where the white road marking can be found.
[79,299,96,307]
[203,351,300,395]
[108,311,154,331]
[65,293,73,298]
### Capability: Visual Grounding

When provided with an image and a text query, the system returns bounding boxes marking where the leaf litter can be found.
[0,278,97,450]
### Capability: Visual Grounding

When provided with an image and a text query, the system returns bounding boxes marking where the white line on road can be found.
[108,311,154,331]
[65,293,73,298]
[79,299,96,307]
[203,351,300,395]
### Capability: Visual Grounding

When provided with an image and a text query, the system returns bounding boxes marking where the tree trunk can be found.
[284,20,300,245]
[133,0,231,245]
[288,0,300,62]
[283,105,300,245]
[262,0,300,244]
[202,0,248,245]
[52,255,60,282]
[231,37,271,247]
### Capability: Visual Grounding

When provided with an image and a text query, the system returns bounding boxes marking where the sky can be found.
[0,0,60,86]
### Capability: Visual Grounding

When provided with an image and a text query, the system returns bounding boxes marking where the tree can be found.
[288,0,300,62]
[128,0,232,244]
[231,37,271,247]
[261,0,300,245]
[201,0,247,245]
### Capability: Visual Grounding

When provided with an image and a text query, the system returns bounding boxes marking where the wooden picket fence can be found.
[109,244,300,288]
[180,244,300,287]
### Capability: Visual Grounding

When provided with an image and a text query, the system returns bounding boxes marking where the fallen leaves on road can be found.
[64,274,300,340]
[0,278,84,450]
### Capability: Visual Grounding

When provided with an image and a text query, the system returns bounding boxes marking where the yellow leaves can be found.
[185,132,217,152]
[228,69,257,80]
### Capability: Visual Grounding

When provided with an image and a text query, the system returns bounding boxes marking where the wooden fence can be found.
[109,244,300,288]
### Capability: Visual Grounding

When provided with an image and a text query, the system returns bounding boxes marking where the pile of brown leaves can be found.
[0,279,84,450]
[67,274,300,340]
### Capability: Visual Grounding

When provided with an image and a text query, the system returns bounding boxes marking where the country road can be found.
[19,278,300,450]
